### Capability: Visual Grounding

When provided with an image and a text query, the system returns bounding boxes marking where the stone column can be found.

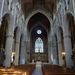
[53,46,58,65]
[50,41,53,64]
[64,35,74,68]
[25,41,27,63]
[57,28,64,66]
[48,41,51,64]
[20,41,26,64]
[48,50,51,64]
[13,27,21,65]
[58,41,64,66]
[14,41,20,65]
[52,36,58,65]
[4,34,13,67]
[26,41,30,63]
[25,52,27,63]
[3,15,13,67]
[50,37,54,64]
[63,16,74,68]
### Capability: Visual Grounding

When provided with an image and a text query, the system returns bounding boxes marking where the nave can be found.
[0,0,75,75]
[32,62,43,75]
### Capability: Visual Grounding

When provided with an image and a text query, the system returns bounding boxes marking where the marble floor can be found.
[32,62,43,75]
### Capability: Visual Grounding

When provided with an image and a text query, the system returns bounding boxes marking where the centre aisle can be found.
[32,61,43,75]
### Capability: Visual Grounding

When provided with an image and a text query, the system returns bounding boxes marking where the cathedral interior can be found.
[0,0,75,75]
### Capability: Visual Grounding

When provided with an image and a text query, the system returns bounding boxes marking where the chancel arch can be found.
[27,12,50,62]
[26,9,52,25]
[27,12,50,38]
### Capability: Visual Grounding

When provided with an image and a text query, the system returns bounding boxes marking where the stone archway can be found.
[26,12,50,63]
[26,9,52,25]
[26,10,51,47]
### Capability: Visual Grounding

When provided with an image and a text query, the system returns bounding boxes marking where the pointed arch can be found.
[26,9,52,25]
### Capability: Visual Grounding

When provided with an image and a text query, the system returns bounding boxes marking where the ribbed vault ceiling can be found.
[20,0,57,18]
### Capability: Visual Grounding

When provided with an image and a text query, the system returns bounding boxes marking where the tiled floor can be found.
[32,64,43,75]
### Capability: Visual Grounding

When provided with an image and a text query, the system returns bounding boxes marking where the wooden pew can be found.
[14,64,36,75]
[0,64,36,75]
[0,68,27,75]
[42,64,75,75]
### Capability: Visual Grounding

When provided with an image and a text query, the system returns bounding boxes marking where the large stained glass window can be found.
[35,37,44,53]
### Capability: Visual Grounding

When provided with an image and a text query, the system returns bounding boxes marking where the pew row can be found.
[42,64,75,75]
[0,64,36,75]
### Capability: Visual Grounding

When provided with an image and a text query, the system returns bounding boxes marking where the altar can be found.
[31,53,47,62]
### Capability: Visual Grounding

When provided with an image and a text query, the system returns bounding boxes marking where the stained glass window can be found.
[35,37,44,53]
